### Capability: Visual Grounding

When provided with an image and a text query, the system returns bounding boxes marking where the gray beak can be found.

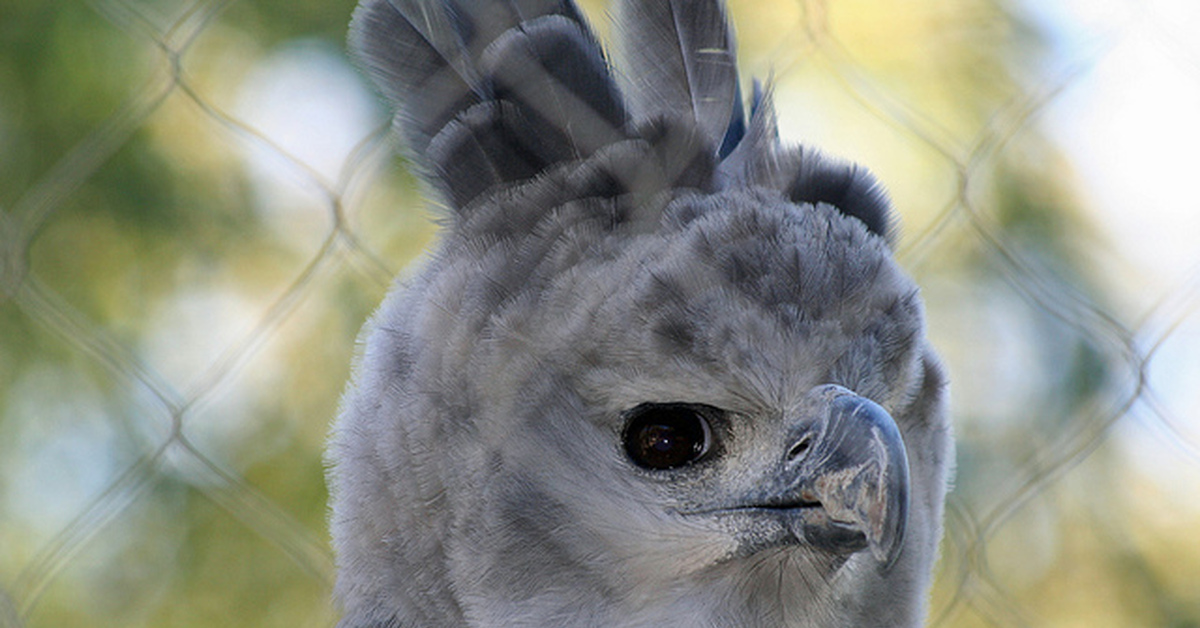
[777,387,910,568]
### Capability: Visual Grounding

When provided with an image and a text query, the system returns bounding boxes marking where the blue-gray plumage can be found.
[328,0,954,626]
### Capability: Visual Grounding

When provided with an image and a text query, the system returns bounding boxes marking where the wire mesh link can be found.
[1,0,1196,626]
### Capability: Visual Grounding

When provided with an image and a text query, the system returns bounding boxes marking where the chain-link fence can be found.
[1,0,1197,626]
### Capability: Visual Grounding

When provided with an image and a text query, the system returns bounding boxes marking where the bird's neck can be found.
[605,548,854,628]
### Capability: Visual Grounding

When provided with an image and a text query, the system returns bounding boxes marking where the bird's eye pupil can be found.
[623,404,711,470]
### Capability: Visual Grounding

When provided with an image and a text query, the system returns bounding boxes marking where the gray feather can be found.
[351,0,629,211]
[481,15,628,158]
[615,0,743,157]
[720,84,893,241]
[349,0,481,155]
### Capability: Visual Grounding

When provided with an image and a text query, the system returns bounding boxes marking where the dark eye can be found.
[622,403,712,470]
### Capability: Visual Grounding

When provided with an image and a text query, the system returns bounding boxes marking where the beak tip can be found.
[868,513,906,570]
[816,392,912,570]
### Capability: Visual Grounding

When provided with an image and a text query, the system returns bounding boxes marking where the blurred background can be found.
[1,0,1197,626]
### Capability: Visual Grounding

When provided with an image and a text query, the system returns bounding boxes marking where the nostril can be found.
[787,435,813,461]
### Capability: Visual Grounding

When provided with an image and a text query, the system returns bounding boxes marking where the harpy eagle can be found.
[328,0,954,625]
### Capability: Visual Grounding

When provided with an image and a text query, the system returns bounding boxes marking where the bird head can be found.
[440,184,924,594]
[330,0,952,625]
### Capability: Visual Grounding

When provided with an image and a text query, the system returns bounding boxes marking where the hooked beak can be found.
[757,388,910,569]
